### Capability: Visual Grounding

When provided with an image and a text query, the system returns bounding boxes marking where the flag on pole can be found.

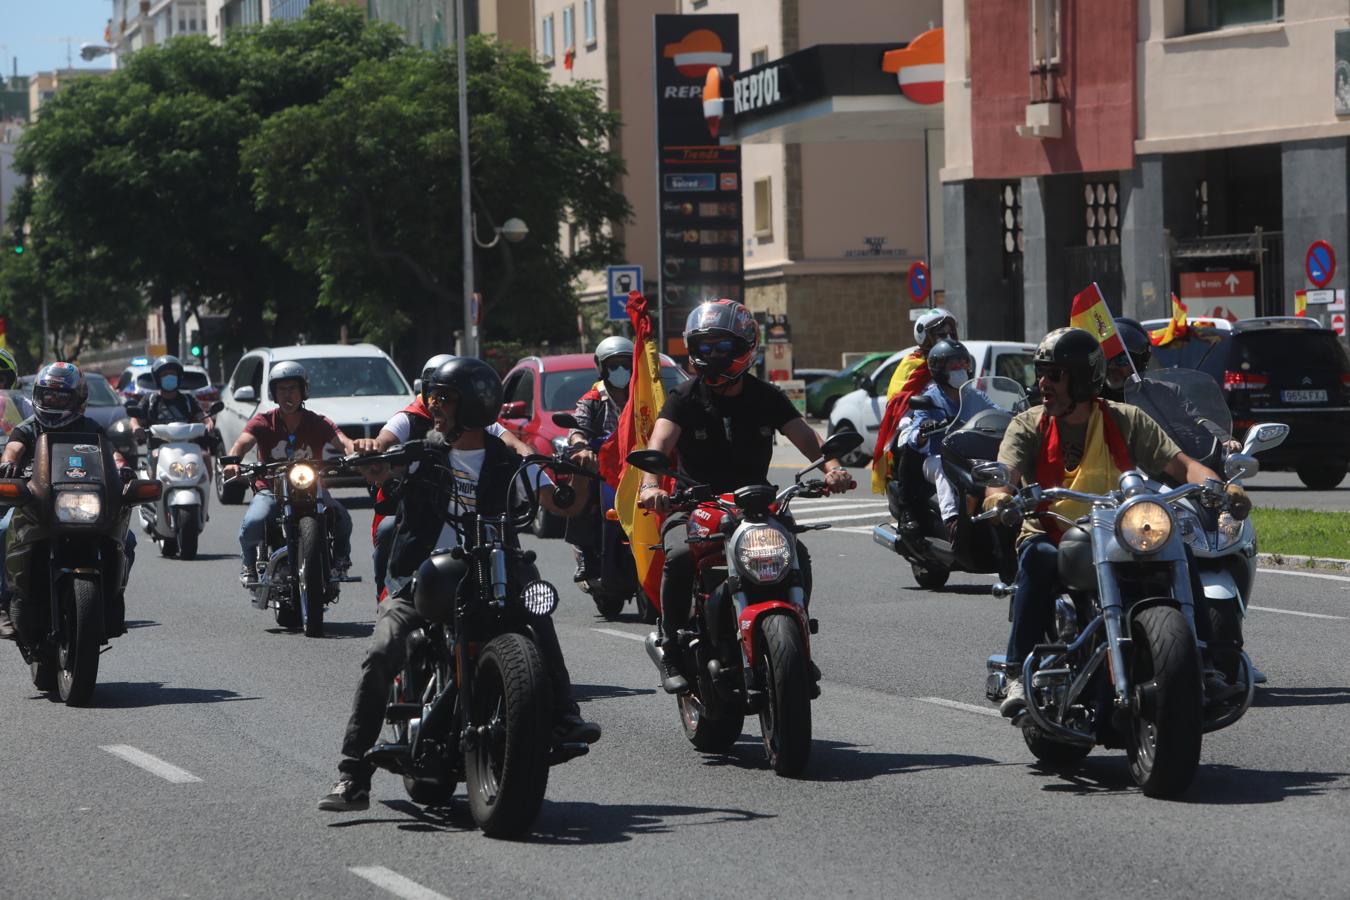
[1149,294,1189,346]
[609,291,669,611]
[1069,283,1126,359]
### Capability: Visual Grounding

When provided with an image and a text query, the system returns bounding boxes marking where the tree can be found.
[244,35,630,365]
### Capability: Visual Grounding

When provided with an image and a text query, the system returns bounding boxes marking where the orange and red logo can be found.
[881,27,944,105]
[664,29,733,80]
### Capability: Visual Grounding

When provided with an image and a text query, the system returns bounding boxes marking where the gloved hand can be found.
[981,493,1011,514]
[0,460,20,480]
[1225,483,1251,521]
[919,418,946,434]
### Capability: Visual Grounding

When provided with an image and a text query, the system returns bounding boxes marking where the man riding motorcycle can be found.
[221,361,355,586]
[639,299,854,694]
[564,335,633,582]
[319,357,600,812]
[984,328,1249,717]
[894,338,974,542]
[130,355,215,477]
[0,349,32,638]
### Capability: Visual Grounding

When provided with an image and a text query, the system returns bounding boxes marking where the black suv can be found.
[1149,317,1350,489]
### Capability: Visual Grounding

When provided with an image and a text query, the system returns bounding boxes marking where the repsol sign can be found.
[734,65,785,115]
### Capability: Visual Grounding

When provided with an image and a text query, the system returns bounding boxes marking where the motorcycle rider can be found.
[130,355,215,477]
[319,357,600,812]
[984,328,1249,717]
[639,300,853,694]
[0,349,32,638]
[564,335,633,582]
[895,339,974,542]
[221,361,355,588]
[0,362,138,643]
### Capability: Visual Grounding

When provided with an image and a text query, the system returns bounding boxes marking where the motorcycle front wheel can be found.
[679,693,743,752]
[757,614,812,777]
[57,573,103,706]
[592,591,626,619]
[1127,605,1203,798]
[297,516,326,638]
[465,633,551,838]
[176,514,200,561]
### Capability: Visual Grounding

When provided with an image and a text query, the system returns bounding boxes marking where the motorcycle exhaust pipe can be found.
[873,524,900,551]
[644,631,665,674]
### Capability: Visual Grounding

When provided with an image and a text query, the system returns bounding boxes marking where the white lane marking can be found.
[100,745,202,784]
[792,498,889,509]
[1248,605,1347,621]
[793,511,893,526]
[916,697,1003,718]
[349,867,452,900]
[594,627,646,642]
[1258,568,1350,584]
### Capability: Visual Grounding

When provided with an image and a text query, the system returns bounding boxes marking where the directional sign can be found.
[1179,271,1255,321]
[607,265,642,321]
[1306,240,1336,288]
[907,260,931,304]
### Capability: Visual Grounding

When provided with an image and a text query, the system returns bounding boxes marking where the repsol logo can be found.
[734,66,782,114]
[664,85,705,99]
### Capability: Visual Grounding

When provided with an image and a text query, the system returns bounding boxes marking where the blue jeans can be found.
[239,489,352,563]
[1005,536,1061,669]
[0,508,12,605]
[372,515,398,598]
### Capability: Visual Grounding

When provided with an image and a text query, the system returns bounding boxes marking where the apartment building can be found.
[110,0,210,57]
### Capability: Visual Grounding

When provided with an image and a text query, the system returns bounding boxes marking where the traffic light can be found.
[189,329,202,358]
[12,244,22,255]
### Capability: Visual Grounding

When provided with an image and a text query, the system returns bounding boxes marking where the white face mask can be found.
[606,368,631,389]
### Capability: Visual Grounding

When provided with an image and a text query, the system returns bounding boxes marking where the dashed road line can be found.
[100,745,201,784]
[1248,605,1347,621]
[793,511,894,526]
[349,867,452,900]
[594,627,646,642]
[915,697,1003,718]
[1258,568,1350,584]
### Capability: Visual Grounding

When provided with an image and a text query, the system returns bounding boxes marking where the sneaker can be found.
[555,714,602,745]
[318,778,370,812]
[239,560,255,585]
[1000,677,1027,718]
[660,657,689,695]
[0,607,15,641]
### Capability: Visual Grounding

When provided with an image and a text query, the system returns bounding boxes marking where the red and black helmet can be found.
[683,299,758,386]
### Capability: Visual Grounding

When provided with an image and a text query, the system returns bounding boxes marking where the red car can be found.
[498,352,688,537]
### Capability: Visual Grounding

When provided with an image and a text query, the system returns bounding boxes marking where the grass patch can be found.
[1249,507,1350,560]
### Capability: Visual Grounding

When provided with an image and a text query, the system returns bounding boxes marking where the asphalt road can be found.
[1,485,1348,899]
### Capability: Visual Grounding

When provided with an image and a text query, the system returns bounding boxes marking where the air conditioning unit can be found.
[1016,101,1062,139]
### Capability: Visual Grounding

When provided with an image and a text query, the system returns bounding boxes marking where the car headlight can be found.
[733,524,793,584]
[1116,500,1173,554]
[1215,511,1244,551]
[289,464,316,489]
[56,491,102,524]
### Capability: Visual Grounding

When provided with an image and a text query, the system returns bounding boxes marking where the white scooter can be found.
[138,420,215,561]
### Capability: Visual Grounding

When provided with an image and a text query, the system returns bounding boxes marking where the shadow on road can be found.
[572,682,657,702]
[95,681,260,708]
[528,800,774,844]
[1032,756,1349,804]
[327,799,469,834]
[179,553,239,562]
[701,738,1001,782]
[908,583,1001,597]
[1254,686,1350,708]
[263,621,374,640]
[123,619,160,629]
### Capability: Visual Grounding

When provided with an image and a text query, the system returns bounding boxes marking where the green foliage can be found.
[1248,507,1350,561]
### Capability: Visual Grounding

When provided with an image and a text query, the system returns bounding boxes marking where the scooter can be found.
[129,401,222,561]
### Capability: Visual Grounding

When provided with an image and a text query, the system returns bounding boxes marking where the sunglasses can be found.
[427,389,458,407]
[696,339,738,356]
[1034,364,1067,384]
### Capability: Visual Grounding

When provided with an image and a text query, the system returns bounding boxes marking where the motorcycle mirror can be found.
[552,412,580,430]
[218,455,241,466]
[626,449,675,477]
[907,395,938,411]
[972,461,1012,488]
[819,430,863,460]
[1224,453,1259,482]
[208,401,224,416]
[1241,421,1289,457]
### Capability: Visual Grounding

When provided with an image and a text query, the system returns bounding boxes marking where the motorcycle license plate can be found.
[1280,389,1327,403]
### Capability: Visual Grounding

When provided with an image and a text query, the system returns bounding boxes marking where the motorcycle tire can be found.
[297,516,326,638]
[466,633,551,838]
[176,516,200,561]
[592,592,626,619]
[57,573,103,706]
[403,776,456,807]
[636,590,659,625]
[911,562,950,590]
[159,536,178,558]
[1022,724,1092,767]
[1127,605,1203,798]
[1207,599,1244,685]
[678,693,743,752]
[757,614,812,777]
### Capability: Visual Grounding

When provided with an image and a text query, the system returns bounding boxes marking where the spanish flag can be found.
[1149,294,1189,346]
[611,291,669,612]
[1069,283,1126,359]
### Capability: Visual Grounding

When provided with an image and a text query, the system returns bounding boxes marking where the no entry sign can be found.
[1306,240,1336,288]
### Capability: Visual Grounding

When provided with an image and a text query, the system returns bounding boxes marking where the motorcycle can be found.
[1123,368,1289,685]
[1,430,161,705]
[359,440,595,837]
[873,376,1026,589]
[979,463,1256,798]
[626,430,863,777]
[132,401,223,561]
[219,454,359,637]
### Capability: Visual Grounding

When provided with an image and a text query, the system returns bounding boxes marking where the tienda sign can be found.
[881,27,944,105]
[663,29,732,80]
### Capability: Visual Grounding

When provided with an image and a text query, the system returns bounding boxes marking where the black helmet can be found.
[1034,327,1105,403]
[32,361,88,429]
[151,354,185,389]
[683,299,758,386]
[425,357,503,430]
[267,360,309,402]
[927,339,974,389]
[1112,317,1152,370]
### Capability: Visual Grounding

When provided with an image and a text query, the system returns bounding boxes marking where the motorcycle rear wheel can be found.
[57,573,102,706]
[911,562,950,590]
[757,614,812,776]
[679,693,743,752]
[297,516,326,638]
[1127,605,1203,798]
[466,633,551,838]
[592,592,626,619]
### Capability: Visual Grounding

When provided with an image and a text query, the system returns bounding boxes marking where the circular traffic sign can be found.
[907,260,931,304]
[1306,240,1336,288]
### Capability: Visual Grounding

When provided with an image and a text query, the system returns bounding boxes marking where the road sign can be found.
[1332,312,1346,336]
[1179,271,1256,320]
[1306,289,1336,304]
[1306,240,1336,288]
[607,265,642,322]
[907,260,930,304]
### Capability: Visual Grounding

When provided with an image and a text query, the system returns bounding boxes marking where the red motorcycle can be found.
[626,430,861,776]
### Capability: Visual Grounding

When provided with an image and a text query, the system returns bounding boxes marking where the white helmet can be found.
[913,308,958,346]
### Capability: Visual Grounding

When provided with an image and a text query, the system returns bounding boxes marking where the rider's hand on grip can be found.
[824,467,853,494]
[639,484,671,515]
[0,461,19,480]
[553,483,576,509]
[1225,483,1252,521]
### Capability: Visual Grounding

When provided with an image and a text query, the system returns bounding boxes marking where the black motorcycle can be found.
[360,439,594,838]
[219,454,358,637]
[2,431,161,704]
[874,376,1025,589]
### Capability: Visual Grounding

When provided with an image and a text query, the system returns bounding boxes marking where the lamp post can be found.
[456,0,476,357]
[79,43,115,62]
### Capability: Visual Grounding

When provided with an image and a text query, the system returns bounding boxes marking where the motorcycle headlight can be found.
[1116,500,1173,555]
[1177,509,1207,551]
[170,461,186,478]
[733,524,793,584]
[288,464,316,489]
[1215,511,1244,551]
[56,490,102,524]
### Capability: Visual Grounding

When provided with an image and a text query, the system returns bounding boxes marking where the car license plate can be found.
[1281,389,1327,403]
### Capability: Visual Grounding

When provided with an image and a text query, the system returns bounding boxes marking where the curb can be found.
[1256,552,1350,575]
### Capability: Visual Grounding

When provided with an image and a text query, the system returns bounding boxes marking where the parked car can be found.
[17,372,140,466]
[1143,316,1350,489]
[116,358,219,412]
[827,341,1038,465]
[498,353,688,537]
[214,343,414,502]
[805,352,893,419]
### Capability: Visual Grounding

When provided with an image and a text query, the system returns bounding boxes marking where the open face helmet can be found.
[684,299,758,386]
[913,309,958,347]
[593,336,634,390]
[267,360,309,402]
[425,357,503,431]
[32,361,88,429]
[152,354,185,391]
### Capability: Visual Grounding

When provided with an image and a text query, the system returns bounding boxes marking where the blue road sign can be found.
[907,260,931,303]
[607,265,643,321]
[1306,241,1335,288]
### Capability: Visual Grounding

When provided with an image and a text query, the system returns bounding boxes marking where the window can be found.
[751,47,768,68]
[229,356,263,398]
[1001,182,1023,256]
[1083,180,1119,247]
[870,361,900,397]
[583,0,596,46]
[541,14,555,61]
[1186,0,1284,33]
[753,177,773,239]
[562,6,575,54]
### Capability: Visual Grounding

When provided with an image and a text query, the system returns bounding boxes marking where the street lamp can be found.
[79,43,115,62]
[472,214,529,249]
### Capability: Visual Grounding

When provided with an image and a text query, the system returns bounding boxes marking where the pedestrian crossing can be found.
[787,495,892,531]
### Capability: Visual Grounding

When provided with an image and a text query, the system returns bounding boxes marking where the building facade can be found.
[110,0,210,58]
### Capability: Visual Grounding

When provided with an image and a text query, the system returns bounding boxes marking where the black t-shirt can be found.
[143,392,206,426]
[658,375,801,492]
[7,415,107,467]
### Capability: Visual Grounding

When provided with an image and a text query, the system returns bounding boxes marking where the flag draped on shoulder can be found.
[607,291,669,611]
[1149,294,1189,346]
[1069,283,1126,359]
[869,355,930,494]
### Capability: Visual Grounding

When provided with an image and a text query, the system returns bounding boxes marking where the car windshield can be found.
[1126,368,1231,462]
[136,371,210,391]
[282,356,409,398]
[991,352,1036,390]
[85,375,122,407]
[542,366,685,412]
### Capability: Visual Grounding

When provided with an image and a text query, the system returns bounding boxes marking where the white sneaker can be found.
[1000,677,1027,718]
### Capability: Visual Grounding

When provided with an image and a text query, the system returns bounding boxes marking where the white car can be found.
[827,340,1038,464]
[214,343,414,503]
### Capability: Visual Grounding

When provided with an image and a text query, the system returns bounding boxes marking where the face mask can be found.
[942,367,971,389]
[160,374,179,391]
[606,367,631,389]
